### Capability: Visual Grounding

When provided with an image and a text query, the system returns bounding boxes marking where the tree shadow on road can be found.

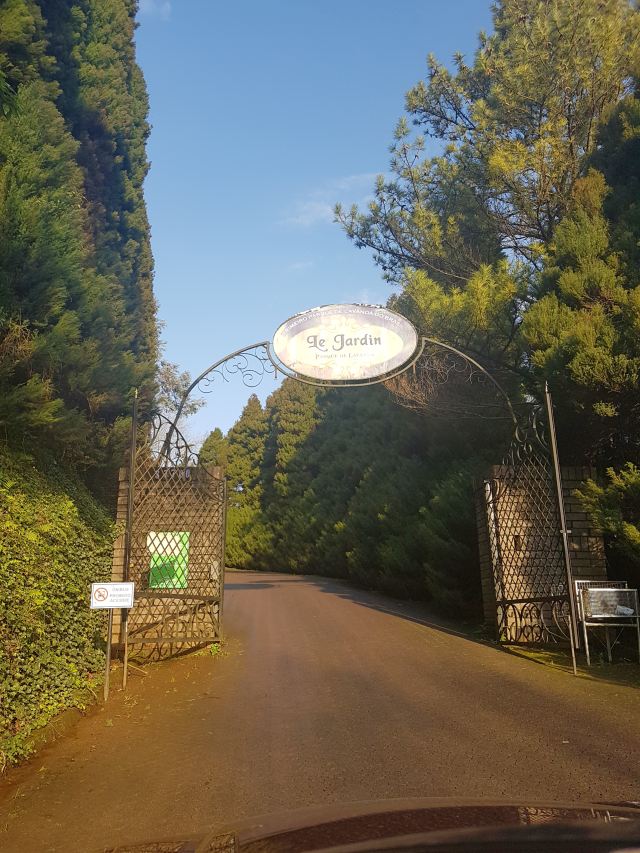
[501,643,640,688]
[229,570,640,688]
[233,571,483,642]
[322,576,640,687]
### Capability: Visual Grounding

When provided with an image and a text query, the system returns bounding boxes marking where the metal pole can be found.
[219,478,228,642]
[484,479,506,642]
[104,609,113,701]
[545,382,578,676]
[123,389,138,689]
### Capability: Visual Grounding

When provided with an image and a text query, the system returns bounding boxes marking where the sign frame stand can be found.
[92,582,135,699]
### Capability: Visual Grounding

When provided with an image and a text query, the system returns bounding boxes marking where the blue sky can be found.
[134,0,494,442]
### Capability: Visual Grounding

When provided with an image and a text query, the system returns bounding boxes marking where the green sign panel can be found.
[147,531,190,589]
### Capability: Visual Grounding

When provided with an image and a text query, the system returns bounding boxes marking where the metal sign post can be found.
[104,611,113,701]
[91,583,135,699]
[545,382,579,675]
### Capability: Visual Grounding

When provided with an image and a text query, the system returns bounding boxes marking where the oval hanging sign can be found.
[273,304,418,381]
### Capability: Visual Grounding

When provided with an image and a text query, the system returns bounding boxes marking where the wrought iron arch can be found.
[121,332,578,681]
[170,336,518,433]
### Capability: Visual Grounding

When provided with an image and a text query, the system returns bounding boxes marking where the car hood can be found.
[98,797,640,853]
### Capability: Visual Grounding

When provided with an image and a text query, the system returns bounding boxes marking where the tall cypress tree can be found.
[0,0,157,476]
[38,0,157,364]
[199,426,224,466]
[216,394,269,568]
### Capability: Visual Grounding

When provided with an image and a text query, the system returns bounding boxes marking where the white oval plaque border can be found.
[273,304,418,382]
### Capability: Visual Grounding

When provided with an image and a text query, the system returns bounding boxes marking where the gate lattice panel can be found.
[125,417,227,656]
[484,417,571,644]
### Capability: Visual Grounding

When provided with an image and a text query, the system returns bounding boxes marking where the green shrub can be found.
[0,449,114,766]
[576,464,640,588]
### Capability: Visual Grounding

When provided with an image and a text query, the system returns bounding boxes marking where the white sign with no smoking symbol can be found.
[90,582,135,609]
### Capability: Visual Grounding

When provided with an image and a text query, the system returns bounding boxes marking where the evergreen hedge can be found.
[0,449,114,767]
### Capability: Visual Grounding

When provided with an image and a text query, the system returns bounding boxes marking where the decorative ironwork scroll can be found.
[125,416,226,659]
[483,407,572,644]
[169,339,431,438]
[386,341,518,423]
[192,344,277,395]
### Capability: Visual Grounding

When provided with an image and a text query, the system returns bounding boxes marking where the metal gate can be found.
[484,409,572,644]
[116,334,578,666]
[125,413,227,657]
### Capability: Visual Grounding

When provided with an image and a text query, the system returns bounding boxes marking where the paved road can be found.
[1,570,640,852]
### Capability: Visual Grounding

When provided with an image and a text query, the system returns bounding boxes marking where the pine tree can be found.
[38,0,157,364]
[336,0,638,283]
[221,383,484,615]
[222,395,269,568]
[333,0,640,582]
[256,379,323,572]
[522,169,640,464]
[336,0,640,469]
[199,427,224,467]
